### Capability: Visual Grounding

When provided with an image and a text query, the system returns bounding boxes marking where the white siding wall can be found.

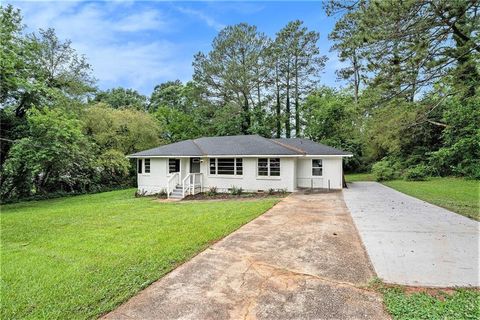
[296,157,343,189]
[137,156,344,194]
[201,157,296,192]
[137,158,169,194]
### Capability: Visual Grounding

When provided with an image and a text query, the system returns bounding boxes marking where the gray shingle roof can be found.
[272,138,353,156]
[129,135,352,157]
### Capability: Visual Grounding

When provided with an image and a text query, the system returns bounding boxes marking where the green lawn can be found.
[383,287,480,320]
[345,172,375,182]
[0,189,279,319]
[383,178,479,221]
[369,279,480,320]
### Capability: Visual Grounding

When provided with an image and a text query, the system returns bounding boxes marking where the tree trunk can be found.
[242,93,250,134]
[352,50,359,104]
[276,86,281,138]
[285,84,291,138]
[294,58,300,137]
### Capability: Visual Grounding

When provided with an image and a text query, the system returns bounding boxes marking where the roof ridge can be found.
[191,138,206,156]
[270,139,306,155]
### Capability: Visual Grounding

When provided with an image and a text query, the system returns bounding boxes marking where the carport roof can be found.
[128,135,352,157]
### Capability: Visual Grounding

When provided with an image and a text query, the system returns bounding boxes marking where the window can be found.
[209,158,243,175]
[258,158,268,176]
[312,159,322,176]
[258,158,281,177]
[169,158,180,173]
[270,158,280,176]
[144,159,151,173]
[210,158,216,174]
[137,159,143,174]
[218,158,235,175]
[236,158,243,175]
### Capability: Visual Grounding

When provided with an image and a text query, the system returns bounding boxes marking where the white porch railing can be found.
[182,173,203,198]
[167,172,179,198]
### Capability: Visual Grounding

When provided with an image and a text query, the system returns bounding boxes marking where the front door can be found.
[190,157,200,173]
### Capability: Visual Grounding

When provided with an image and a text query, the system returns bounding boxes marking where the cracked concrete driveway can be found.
[103,193,389,320]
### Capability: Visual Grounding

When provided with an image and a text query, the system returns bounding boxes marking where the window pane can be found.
[218,158,235,175]
[258,158,268,176]
[312,159,322,168]
[312,159,322,176]
[270,158,280,176]
[144,159,151,173]
[210,158,216,174]
[236,158,243,175]
[137,159,143,174]
[169,159,180,173]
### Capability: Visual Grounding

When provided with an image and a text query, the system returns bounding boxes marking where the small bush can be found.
[403,165,431,181]
[372,159,400,181]
[206,186,218,196]
[135,189,148,197]
[156,189,167,198]
[230,186,243,195]
[268,188,276,195]
[277,188,288,194]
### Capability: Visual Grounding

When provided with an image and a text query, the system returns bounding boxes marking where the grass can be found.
[345,172,375,182]
[383,178,479,220]
[0,189,279,319]
[383,287,480,320]
[368,279,480,320]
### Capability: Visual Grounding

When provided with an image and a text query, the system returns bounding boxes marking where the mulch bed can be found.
[183,192,289,201]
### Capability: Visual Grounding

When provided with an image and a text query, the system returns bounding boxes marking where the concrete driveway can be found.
[343,182,479,287]
[103,193,388,320]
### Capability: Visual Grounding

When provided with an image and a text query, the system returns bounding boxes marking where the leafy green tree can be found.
[154,106,201,143]
[303,87,363,171]
[274,20,326,137]
[93,87,147,110]
[193,23,270,134]
[94,149,131,186]
[83,103,161,154]
[1,108,95,199]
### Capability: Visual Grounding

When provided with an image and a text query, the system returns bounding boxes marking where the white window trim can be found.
[208,158,243,176]
[167,158,181,176]
[143,158,151,175]
[138,158,151,176]
[312,159,323,177]
[256,158,281,178]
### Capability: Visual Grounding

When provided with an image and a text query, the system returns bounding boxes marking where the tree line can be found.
[1,1,478,202]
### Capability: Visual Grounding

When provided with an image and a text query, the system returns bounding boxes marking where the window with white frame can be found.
[168,158,180,173]
[258,158,281,177]
[144,159,150,173]
[312,159,322,176]
[137,159,143,174]
[209,158,243,175]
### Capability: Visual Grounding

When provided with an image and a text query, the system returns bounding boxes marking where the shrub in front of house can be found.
[403,164,431,181]
[206,186,218,196]
[372,159,401,181]
[230,186,243,195]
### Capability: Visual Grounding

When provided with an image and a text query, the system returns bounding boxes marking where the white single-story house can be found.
[128,135,352,199]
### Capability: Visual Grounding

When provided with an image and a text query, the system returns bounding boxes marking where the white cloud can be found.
[175,6,225,31]
[9,1,192,94]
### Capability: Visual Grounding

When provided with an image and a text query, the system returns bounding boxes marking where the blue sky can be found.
[9,1,344,95]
